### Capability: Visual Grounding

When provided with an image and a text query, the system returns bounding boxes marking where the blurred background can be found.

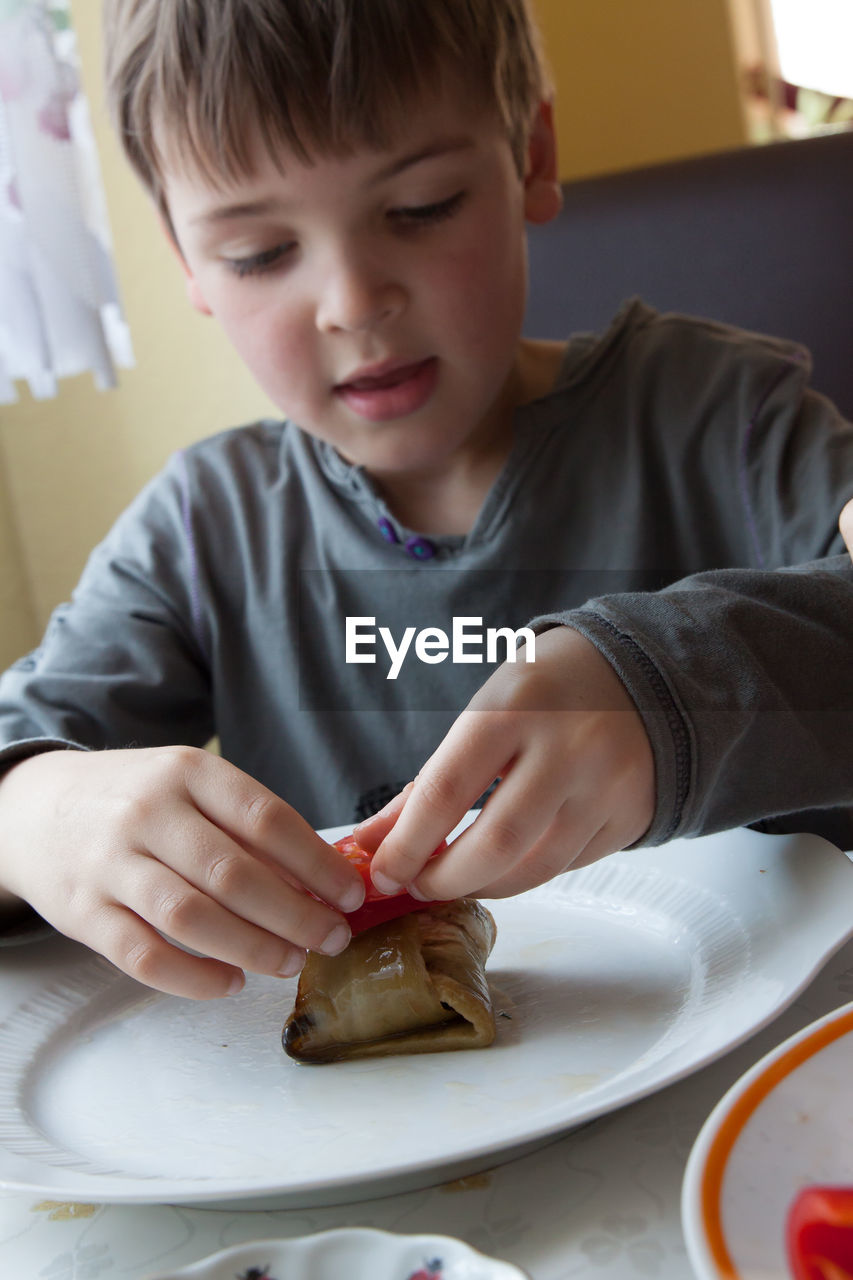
[1,0,850,668]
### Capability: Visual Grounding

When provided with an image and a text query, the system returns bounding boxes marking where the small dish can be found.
[142,1228,529,1280]
[681,1000,853,1279]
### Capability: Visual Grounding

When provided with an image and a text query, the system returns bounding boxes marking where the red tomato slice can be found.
[334,833,448,935]
[787,1186,853,1280]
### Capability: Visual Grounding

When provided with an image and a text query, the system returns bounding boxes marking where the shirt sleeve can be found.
[534,555,853,847]
[530,322,853,850]
[0,451,215,769]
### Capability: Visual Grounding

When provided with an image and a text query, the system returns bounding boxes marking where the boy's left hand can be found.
[359,627,655,901]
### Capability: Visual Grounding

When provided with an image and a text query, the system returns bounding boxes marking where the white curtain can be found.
[0,0,133,404]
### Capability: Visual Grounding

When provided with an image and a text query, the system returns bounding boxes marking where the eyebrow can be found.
[189,136,476,227]
[370,135,476,184]
[190,198,284,227]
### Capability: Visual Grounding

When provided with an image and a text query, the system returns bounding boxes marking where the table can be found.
[2,924,852,1279]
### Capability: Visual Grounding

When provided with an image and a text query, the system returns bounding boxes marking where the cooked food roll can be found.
[282,897,497,1063]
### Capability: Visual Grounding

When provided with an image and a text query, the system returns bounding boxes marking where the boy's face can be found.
[163,88,558,481]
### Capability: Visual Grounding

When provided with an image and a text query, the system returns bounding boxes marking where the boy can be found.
[0,0,851,1000]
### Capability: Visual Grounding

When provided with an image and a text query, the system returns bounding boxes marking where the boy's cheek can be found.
[224,317,320,408]
[203,284,303,354]
[437,255,526,358]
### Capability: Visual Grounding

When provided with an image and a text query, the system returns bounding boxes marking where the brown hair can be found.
[103,0,549,214]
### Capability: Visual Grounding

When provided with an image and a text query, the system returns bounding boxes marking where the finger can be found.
[174,751,364,911]
[567,815,646,870]
[86,905,249,1000]
[486,807,648,896]
[473,801,642,898]
[406,743,567,901]
[476,808,605,897]
[139,812,354,955]
[352,781,416,853]
[369,718,514,893]
[120,856,320,975]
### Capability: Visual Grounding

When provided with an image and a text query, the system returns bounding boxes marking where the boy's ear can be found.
[523,99,562,226]
[157,210,213,316]
[184,272,213,317]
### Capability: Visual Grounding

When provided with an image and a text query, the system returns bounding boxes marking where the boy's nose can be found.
[315,256,405,334]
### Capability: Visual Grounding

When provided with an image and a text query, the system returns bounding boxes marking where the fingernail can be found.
[318,923,351,956]
[226,971,246,995]
[371,870,402,896]
[407,882,431,902]
[277,947,306,978]
[337,881,366,914]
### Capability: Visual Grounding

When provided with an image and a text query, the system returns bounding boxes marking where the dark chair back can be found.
[525,130,853,417]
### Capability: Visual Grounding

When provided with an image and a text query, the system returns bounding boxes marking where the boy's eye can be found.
[220,192,466,276]
[224,243,294,278]
[389,191,467,228]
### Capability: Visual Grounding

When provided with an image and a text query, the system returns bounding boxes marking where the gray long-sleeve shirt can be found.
[2,300,852,845]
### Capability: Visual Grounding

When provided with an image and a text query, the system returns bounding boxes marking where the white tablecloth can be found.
[2,927,852,1279]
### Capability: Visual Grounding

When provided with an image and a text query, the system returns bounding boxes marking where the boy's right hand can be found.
[0,747,365,999]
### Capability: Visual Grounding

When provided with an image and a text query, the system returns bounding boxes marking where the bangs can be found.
[107,0,547,199]
[162,16,473,187]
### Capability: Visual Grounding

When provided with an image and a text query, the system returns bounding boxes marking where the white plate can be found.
[141,1228,528,1280]
[682,999,853,1280]
[0,819,851,1210]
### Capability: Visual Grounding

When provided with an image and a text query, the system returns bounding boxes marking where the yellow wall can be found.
[0,457,37,667]
[0,0,747,667]
[533,0,747,181]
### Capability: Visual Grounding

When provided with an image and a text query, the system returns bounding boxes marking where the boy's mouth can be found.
[334,357,438,422]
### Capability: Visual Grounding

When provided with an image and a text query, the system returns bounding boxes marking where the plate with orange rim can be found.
[681,1000,853,1280]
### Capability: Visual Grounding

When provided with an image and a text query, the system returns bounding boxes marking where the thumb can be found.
[352,780,416,853]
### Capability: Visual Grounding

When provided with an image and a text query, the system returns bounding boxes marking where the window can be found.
[769,0,853,100]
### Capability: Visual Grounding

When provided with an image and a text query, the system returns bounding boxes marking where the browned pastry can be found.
[283,898,497,1063]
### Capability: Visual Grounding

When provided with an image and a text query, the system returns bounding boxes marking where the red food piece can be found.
[334,833,447,935]
[787,1186,853,1280]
